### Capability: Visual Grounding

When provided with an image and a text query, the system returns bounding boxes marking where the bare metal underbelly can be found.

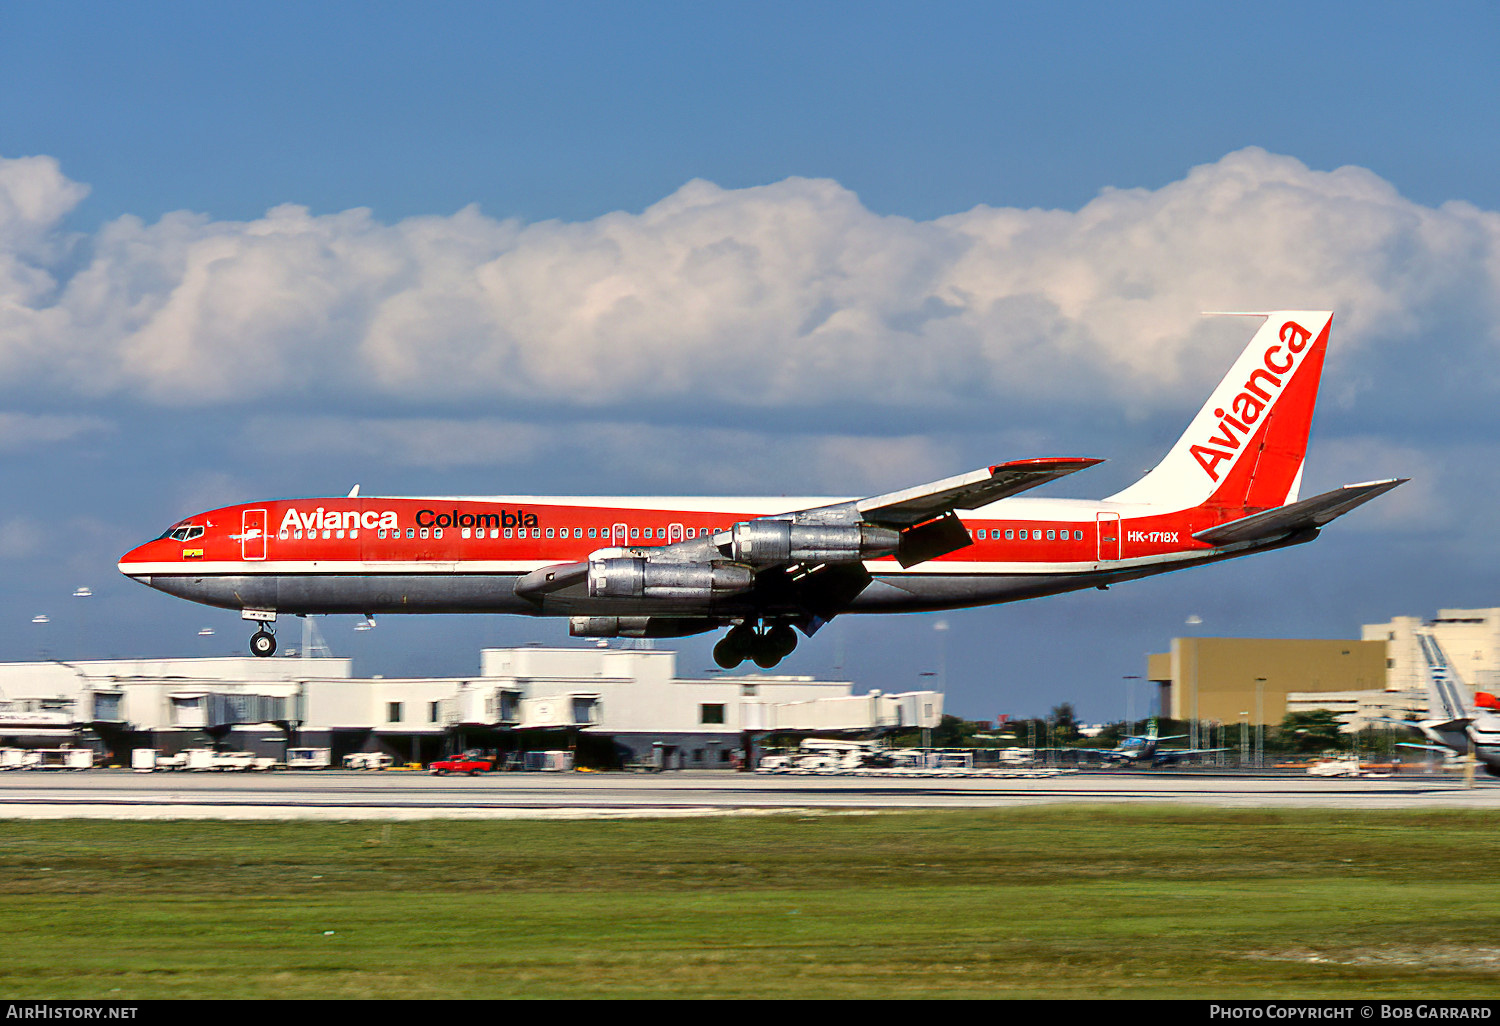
[128,568,1125,617]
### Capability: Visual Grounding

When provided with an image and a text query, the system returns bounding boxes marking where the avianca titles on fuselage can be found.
[119,311,1404,668]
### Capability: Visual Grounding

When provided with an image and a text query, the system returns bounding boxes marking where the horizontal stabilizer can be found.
[858,457,1101,526]
[1192,479,1406,546]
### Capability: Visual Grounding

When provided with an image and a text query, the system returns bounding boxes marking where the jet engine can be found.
[569,616,720,639]
[586,558,754,600]
[725,522,900,565]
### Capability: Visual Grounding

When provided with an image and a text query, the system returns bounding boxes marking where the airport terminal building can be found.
[0,646,942,769]
[1148,607,1500,731]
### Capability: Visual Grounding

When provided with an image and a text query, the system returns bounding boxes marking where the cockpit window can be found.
[165,526,205,542]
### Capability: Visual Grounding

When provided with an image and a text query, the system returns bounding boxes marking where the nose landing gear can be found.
[713,621,798,670]
[241,609,279,658]
[249,628,276,658]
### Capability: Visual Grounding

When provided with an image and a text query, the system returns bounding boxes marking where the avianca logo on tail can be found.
[1190,320,1314,481]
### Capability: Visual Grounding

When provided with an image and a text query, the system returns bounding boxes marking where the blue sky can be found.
[2,1,1498,721]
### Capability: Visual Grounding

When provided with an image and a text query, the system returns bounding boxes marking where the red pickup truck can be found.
[429,752,495,776]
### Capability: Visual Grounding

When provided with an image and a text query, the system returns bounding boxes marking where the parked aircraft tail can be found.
[1418,631,1473,731]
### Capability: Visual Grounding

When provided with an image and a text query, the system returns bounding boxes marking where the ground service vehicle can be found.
[430,752,494,776]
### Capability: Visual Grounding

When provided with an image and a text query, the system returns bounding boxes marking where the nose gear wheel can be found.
[249,628,276,658]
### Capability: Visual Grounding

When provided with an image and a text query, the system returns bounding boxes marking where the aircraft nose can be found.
[118,540,160,584]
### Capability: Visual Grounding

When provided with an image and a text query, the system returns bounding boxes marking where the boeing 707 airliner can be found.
[120,311,1403,668]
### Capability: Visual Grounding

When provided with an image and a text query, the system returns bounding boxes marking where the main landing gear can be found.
[713,622,797,670]
[250,628,276,658]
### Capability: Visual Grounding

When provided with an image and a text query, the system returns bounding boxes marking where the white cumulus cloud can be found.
[0,147,1497,420]
[0,412,112,451]
[248,414,957,496]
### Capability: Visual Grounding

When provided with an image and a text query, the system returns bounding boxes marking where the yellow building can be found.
[1147,637,1389,725]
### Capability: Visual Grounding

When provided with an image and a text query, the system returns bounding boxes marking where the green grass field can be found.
[3,807,1499,999]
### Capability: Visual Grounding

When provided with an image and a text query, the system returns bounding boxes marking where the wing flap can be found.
[1193,479,1406,546]
[894,511,973,568]
[856,457,1102,526]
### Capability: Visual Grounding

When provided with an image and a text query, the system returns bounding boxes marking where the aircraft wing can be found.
[1154,747,1230,762]
[514,456,1104,605]
[1193,479,1406,546]
[855,457,1102,526]
[842,456,1102,567]
[1397,741,1457,754]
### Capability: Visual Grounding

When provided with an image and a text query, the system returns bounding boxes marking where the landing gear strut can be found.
[242,609,278,658]
[250,629,276,658]
[713,621,797,670]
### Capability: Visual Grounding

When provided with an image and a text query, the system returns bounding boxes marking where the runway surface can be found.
[2,768,1498,818]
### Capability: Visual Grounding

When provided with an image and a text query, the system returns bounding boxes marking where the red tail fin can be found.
[1108,312,1331,514]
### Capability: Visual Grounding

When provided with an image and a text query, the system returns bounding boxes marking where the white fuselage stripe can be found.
[118,548,1213,578]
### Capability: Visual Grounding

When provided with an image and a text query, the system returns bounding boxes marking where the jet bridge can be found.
[169,691,299,729]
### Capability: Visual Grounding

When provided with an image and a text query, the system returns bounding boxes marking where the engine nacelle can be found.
[727,522,900,565]
[569,616,721,639]
[586,558,754,600]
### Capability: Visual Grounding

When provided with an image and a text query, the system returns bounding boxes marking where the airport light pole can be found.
[934,619,949,695]
[71,586,91,660]
[1123,675,1140,735]
[1255,677,1266,768]
[919,671,937,753]
[1185,614,1203,751]
[31,613,50,660]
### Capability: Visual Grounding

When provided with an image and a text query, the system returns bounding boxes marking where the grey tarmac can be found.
[1,768,1497,819]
